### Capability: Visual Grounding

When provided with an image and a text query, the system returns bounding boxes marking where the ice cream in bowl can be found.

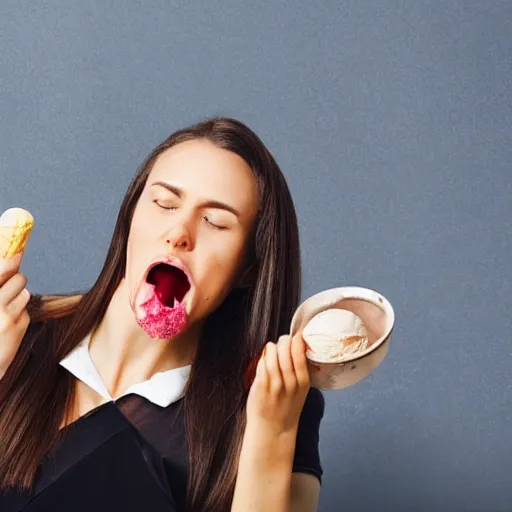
[290,286,395,390]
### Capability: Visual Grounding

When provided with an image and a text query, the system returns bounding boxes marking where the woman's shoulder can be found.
[297,386,325,442]
[302,386,325,419]
[21,294,60,358]
[293,387,325,481]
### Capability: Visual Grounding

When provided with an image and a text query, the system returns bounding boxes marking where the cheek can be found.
[128,202,157,250]
[198,243,246,297]
[125,236,137,286]
[125,211,149,283]
[130,208,149,243]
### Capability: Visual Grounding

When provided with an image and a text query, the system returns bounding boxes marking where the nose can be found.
[165,223,194,251]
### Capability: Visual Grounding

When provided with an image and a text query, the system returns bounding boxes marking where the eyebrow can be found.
[150,181,241,218]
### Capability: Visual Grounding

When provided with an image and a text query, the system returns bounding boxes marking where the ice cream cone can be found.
[0,208,35,258]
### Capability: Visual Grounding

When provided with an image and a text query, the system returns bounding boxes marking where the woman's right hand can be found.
[0,251,31,377]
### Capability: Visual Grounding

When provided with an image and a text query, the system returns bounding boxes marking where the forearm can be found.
[231,422,297,512]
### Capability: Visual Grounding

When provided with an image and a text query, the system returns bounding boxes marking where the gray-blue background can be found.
[1,1,511,510]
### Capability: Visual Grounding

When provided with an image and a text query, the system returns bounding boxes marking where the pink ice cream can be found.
[135,263,190,339]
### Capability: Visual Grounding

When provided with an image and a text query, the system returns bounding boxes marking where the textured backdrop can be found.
[1,1,511,510]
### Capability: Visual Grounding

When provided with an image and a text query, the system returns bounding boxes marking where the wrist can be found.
[233,423,296,512]
[243,420,298,459]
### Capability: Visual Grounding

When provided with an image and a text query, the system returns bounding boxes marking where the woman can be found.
[0,117,324,511]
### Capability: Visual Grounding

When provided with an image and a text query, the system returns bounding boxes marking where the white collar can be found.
[59,332,191,408]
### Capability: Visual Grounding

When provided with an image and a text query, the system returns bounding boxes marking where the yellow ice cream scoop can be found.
[0,208,35,258]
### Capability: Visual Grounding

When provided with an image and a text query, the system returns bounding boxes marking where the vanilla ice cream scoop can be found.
[302,308,369,363]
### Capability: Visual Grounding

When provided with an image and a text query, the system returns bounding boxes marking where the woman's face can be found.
[125,139,259,335]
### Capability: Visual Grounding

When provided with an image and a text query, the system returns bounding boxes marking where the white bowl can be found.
[290,286,395,390]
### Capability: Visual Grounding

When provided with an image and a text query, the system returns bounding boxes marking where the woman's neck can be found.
[88,278,199,399]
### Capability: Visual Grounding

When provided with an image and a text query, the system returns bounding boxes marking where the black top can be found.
[0,386,324,512]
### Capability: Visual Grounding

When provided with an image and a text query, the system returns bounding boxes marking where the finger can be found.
[0,273,27,307]
[0,307,30,336]
[0,310,13,332]
[244,355,260,390]
[291,333,310,388]
[276,335,297,392]
[264,342,283,395]
[0,253,23,286]
[254,346,269,390]
[6,288,31,321]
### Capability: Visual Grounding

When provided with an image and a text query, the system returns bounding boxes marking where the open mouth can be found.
[145,262,191,308]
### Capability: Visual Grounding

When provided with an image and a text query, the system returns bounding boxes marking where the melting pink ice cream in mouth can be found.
[135,263,191,339]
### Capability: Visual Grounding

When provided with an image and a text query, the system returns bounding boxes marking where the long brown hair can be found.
[0,117,302,511]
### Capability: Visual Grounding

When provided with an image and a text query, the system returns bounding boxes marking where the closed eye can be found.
[155,200,227,230]
[154,200,176,211]
[203,215,227,230]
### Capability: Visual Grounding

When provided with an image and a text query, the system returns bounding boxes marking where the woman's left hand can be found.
[233,334,312,511]
[246,333,311,436]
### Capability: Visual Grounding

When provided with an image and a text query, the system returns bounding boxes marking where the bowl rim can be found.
[292,286,395,366]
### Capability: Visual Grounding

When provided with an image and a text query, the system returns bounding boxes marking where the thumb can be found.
[0,252,24,286]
